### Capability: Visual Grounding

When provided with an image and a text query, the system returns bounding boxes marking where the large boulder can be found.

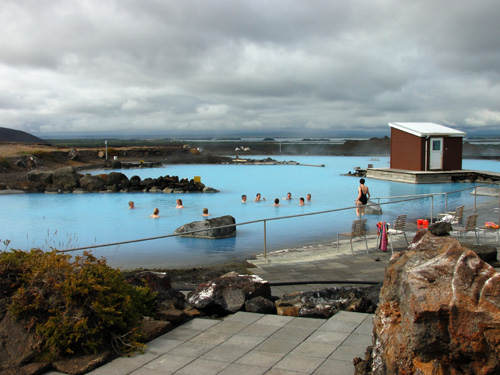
[106,172,129,189]
[79,174,105,192]
[52,352,111,375]
[174,215,236,239]
[429,221,452,236]
[187,272,271,314]
[245,296,277,314]
[51,166,80,191]
[26,170,53,185]
[461,243,498,266]
[0,313,43,370]
[275,286,380,318]
[370,232,500,375]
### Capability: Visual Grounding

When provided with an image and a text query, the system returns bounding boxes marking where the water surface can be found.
[1,156,498,268]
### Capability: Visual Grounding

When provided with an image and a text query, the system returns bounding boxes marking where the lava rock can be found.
[26,170,53,185]
[52,352,112,375]
[174,215,236,239]
[245,296,277,314]
[0,313,43,370]
[461,243,498,265]
[79,174,105,192]
[106,172,129,189]
[111,160,122,169]
[429,221,452,236]
[138,317,172,342]
[187,272,271,314]
[275,286,380,318]
[372,232,500,374]
[51,167,80,191]
[68,148,80,161]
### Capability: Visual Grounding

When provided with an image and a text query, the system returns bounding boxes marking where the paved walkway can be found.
[44,202,499,374]
[47,311,372,375]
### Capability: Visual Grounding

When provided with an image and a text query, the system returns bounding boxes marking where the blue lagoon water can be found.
[1,156,498,269]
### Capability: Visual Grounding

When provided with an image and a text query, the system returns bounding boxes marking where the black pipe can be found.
[269,280,381,286]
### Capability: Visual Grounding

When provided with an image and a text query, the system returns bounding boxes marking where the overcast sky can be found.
[1,0,499,136]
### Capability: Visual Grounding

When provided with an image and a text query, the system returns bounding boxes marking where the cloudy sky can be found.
[1,0,499,137]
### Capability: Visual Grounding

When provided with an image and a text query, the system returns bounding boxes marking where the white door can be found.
[429,137,443,170]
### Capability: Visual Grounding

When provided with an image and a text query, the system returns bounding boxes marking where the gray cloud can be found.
[0,0,499,136]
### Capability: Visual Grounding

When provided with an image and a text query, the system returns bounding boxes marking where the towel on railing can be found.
[377,221,388,252]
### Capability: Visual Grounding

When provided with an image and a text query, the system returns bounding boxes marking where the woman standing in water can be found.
[355,178,370,217]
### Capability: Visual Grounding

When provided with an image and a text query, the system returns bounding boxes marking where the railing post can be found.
[444,193,448,211]
[430,195,434,223]
[473,186,477,212]
[377,198,380,206]
[263,220,267,258]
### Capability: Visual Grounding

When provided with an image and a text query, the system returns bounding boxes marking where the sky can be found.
[1,0,500,137]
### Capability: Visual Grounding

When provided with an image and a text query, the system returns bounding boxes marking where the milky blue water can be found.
[1,156,498,269]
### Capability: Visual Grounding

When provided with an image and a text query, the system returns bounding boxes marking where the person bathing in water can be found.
[299,197,305,206]
[128,201,135,209]
[150,208,160,218]
[176,199,184,208]
[255,193,265,202]
[355,178,370,217]
[241,194,247,203]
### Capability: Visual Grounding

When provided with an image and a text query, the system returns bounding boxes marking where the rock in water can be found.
[187,272,271,314]
[174,215,236,239]
[371,231,500,375]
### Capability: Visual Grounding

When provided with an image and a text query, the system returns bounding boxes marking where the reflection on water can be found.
[0,156,498,268]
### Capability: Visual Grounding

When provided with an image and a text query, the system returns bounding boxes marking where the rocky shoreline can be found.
[4,166,219,194]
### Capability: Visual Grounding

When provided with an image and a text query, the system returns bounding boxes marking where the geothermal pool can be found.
[1,156,498,269]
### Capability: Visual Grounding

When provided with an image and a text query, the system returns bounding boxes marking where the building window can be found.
[432,140,441,151]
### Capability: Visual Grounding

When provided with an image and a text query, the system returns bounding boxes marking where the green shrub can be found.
[2,249,156,359]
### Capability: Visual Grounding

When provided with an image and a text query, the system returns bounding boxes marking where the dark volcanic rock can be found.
[26,170,52,185]
[52,352,112,375]
[174,215,236,239]
[187,272,271,314]
[429,221,452,236]
[111,160,122,169]
[275,286,380,318]
[138,317,172,342]
[371,232,500,375]
[126,271,172,292]
[0,313,42,370]
[79,174,105,192]
[106,172,129,189]
[245,296,277,314]
[51,167,80,191]
[461,243,498,265]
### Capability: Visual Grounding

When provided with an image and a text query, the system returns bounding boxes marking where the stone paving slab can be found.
[48,312,373,375]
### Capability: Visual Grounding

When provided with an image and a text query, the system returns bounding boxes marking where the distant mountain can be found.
[0,127,47,144]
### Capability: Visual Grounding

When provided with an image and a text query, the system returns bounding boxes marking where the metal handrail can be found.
[56,185,483,255]
[372,184,485,201]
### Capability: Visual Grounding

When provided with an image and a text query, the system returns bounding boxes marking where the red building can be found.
[389,122,465,171]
